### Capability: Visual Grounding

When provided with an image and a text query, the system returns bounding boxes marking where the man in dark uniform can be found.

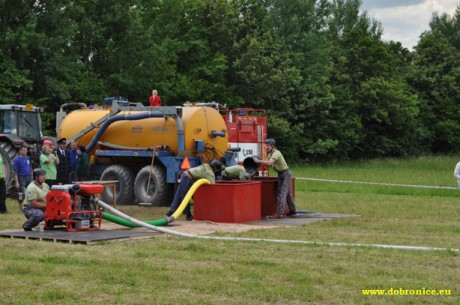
[56,138,71,184]
[0,153,7,213]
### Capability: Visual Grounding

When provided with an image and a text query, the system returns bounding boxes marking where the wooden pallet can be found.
[0,229,160,244]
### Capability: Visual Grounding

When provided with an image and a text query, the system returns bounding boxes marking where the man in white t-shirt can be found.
[454,161,460,189]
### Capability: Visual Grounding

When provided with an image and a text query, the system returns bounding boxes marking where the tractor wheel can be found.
[100,165,135,205]
[134,165,171,207]
[0,142,19,194]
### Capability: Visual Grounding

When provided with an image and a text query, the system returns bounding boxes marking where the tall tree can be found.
[0,0,41,103]
[326,0,421,160]
[410,9,460,152]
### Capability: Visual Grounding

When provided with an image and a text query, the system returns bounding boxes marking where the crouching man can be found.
[22,168,50,231]
[166,160,222,221]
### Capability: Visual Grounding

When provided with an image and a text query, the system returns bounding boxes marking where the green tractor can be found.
[0,104,47,194]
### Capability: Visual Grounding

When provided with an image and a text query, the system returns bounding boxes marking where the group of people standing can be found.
[38,138,90,187]
[0,139,89,213]
[0,138,91,229]
[18,139,89,230]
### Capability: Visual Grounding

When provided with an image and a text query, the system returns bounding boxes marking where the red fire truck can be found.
[220,107,269,176]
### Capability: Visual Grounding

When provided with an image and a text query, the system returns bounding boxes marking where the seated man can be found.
[221,165,258,180]
[166,160,222,221]
[22,168,50,231]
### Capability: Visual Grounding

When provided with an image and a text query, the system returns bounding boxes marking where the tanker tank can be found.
[57,105,228,207]
[58,106,228,162]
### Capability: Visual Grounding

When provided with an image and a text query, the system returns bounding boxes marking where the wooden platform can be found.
[0,229,160,244]
[0,212,358,244]
[161,212,359,236]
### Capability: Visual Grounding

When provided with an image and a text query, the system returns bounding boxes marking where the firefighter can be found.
[253,138,297,218]
[221,165,258,180]
[166,159,222,221]
[22,168,50,231]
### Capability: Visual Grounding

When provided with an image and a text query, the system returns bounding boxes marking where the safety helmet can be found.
[265,138,276,146]
[33,168,46,179]
[43,140,53,147]
[210,159,222,171]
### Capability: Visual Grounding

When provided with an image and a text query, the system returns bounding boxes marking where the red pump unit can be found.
[44,183,103,231]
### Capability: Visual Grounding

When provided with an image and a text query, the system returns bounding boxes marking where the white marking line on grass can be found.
[295,177,458,190]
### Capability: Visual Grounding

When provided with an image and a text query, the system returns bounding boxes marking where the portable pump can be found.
[44,183,103,231]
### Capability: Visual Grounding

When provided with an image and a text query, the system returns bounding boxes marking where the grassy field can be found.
[0,156,459,304]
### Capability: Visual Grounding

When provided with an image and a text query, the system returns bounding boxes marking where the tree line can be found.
[1,0,459,162]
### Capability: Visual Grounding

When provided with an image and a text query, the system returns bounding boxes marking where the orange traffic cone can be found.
[181,156,191,170]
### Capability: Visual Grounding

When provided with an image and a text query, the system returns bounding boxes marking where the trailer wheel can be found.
[100,165,135,205]
[134,165,169,207]
[0,142,19,194]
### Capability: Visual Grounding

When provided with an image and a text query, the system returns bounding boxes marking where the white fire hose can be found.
[96,178,459,253]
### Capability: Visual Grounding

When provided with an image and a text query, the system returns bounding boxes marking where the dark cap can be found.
[210,159,222,171]
[57,138,67,145]
[264,138,275,146]
[33,168,46,178]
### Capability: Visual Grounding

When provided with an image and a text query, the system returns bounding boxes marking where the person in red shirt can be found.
[149,89,162,106]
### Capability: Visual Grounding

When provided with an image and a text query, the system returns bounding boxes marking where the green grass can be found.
[0,155,459,304]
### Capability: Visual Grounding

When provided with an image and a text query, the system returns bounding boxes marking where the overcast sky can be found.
[361,0,459,50]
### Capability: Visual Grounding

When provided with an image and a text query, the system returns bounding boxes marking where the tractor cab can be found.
[0,104,43,143]
[0,104,44,194]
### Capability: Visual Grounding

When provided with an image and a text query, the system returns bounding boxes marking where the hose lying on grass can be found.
[98,179,460,253]
[101,178,211,227]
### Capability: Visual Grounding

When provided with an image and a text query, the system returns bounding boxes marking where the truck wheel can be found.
[0,142,19,194]
[134,165,169,207]
[100,165,135,205]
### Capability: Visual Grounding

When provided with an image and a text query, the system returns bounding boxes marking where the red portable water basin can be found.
[194,180,261,223]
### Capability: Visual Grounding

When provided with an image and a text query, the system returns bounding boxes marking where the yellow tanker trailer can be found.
[57,100,228,206]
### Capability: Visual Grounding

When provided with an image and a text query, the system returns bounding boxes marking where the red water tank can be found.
[194,180,261,223]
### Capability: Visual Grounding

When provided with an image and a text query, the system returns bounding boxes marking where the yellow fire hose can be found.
[102,178,210,226]
[171,178,210,221]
